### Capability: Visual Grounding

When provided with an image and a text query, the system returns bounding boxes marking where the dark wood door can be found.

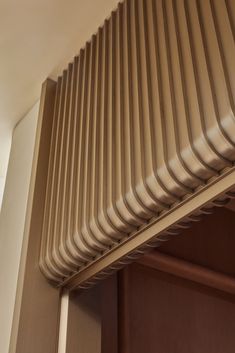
[118,207,235,353]
[69,206,235,353]
[119,263,235,353]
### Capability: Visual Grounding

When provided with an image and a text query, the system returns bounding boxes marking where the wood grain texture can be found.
[119,263,235,353]
[138,251,235,295]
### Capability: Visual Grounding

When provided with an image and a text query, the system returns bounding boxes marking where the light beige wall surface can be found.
[0,131,12,210]
[0,102,39,353]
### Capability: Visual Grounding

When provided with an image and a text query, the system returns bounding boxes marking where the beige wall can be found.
[0,102,39,353]
[0,131,12,210]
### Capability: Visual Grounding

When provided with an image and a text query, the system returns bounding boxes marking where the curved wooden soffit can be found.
[37,0,235,290]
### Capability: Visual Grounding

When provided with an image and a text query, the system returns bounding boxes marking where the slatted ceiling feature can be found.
[200,1,235,158]
[72,49,91,263]
[177,1,215,172]
[63,57,78,268]
[102,20,119,241]
[68,54,85,264]
[186,1,223,169]
[215,1,235,99]
[40,77,62,280]
[145,1,178,206]
[39,0,235,286]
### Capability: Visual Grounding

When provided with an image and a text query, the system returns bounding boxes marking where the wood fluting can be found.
[39,0,235,286]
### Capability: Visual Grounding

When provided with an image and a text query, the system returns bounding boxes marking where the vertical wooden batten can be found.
[36,0,235,289]
[9,80,61,353]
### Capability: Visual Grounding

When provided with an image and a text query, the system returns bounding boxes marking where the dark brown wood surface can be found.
[159,206,235,275]
[118,263,235,353]
[67,275,118,353]
[69,206,235,353]
[118,206,235,353]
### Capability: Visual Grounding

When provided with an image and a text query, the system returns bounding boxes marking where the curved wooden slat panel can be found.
[39,0,235,287]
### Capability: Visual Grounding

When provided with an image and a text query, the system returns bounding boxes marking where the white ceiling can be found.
[0,0,119,187]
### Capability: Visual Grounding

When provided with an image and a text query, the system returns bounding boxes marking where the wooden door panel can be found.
[119,264,235,353]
